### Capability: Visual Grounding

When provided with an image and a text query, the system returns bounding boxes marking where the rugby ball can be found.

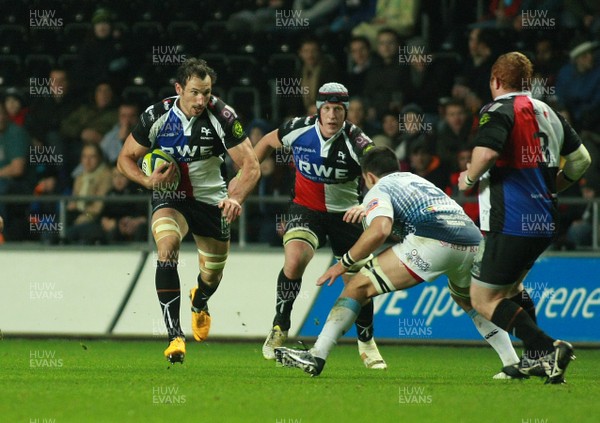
[141,149,181,191]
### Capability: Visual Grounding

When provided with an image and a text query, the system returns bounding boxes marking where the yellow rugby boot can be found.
[190,287,211,342]
[164,337,186,364]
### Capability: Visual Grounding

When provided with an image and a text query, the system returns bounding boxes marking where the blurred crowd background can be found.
[1,0,599,249]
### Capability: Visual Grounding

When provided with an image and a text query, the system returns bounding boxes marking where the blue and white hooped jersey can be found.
[131,95,247,205]
[278,115,373,213]
[363,172,482,245]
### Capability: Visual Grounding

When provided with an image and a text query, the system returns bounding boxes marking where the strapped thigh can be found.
[360,256,395,295]
[283,227,319,251]
[447,279,470,300]
[152,217,182,242]
[198,247,228,272]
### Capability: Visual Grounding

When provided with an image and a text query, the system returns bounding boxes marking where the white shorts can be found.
[392,234,478,290]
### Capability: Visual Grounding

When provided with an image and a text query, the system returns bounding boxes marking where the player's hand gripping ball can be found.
[141,149,181,191]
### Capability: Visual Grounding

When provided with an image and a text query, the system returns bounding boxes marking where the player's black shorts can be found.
[471,232,552,286]
[152,197,230,242]
[282,202,362,257]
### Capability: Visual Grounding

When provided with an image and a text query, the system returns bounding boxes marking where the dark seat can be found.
[0,24,27,53]
[24,54,56,79]
[121,85,155,107]
[228,86,262,121]
[0,55,22,86]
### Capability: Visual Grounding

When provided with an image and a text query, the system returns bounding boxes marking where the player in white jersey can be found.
[275,146,521,377]
[117,59,260,363]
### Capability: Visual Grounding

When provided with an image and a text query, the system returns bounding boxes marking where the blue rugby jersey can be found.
[363,172,482,245]
[278,115,373,213]
[131,95,247,205]
[474,92,582,237]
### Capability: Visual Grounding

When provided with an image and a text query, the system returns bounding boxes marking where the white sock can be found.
[468,309,519,366]
[312,297,361,361]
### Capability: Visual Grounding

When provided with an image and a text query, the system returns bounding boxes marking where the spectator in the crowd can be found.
[396,103,432,166]
[60,81,118,173]
[446,146,479,225]
[344,35,373,97]
[477,0,523,28]
[530,36,564,103]
[289,36,342,116]
[435,98,474,170]
[562,0,600,36]
[101,102,139,166]
[408,137,450,191]
[371,110,401,150]
[70,102,140,176]
[0,102,32,240]
[352,0,420,46]
[26,67,78,188]
[555,40,600,132]
[65,143,112,244]
[293,0,342,32]
[72,8,130,94]
[330,0,377,33]
[513,0,562,34]
[363,28,410,119]
[97,168,148,244]
[3,88,29,127]
[347,97,378,136]
[454,27,497,115]
[226,0,289,33]
[401,36,455,114]
[29,168,61,244]
[566,180,596,249]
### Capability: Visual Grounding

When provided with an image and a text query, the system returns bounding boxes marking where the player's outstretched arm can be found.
[222,138,261,223]
[253,130,281,163]
[117,134,176,190]
[317,216,392,286]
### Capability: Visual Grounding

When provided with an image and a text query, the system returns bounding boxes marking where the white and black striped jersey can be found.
[132,95,247,205]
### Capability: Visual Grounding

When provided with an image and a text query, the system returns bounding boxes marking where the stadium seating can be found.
[24,54,56,79]
[0,55,22,86]
[121,85,155,107]
[0,24,27,54]
[228,86,262,121]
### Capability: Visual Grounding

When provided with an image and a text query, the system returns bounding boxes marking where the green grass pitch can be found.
[2,339,599,423]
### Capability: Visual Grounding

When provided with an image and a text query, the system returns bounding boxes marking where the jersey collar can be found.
[173,96,197,125]
[493,90,531,101]
[315,120,346,143]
